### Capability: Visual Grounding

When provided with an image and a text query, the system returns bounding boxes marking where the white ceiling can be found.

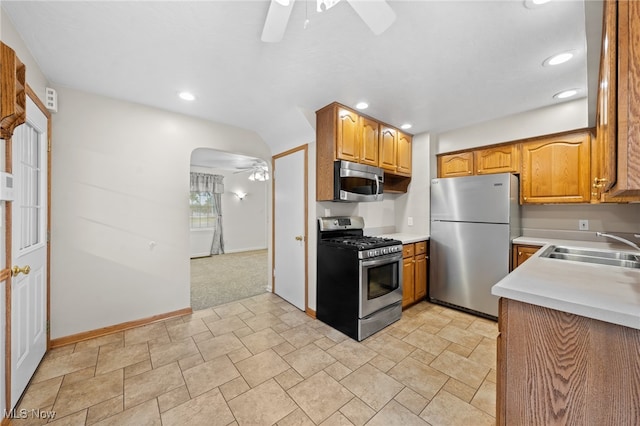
[3,0,602,160]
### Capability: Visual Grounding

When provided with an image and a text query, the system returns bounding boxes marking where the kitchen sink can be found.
[540,245,640,269]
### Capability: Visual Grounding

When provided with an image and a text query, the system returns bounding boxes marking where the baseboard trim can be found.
[2,416,11,426]
[49,307,193,348]
[305,308,316,319]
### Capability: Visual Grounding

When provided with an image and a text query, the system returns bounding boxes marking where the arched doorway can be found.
[189,148,270,310]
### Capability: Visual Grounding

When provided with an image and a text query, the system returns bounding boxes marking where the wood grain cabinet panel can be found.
[379,126,398,173]
[336,107,360,163]
[520,131,591,204]
[414,254,427,300]
[402,255,415,308]
[1,42,26,139]
[475,145,520,175]
[396,131,412,176]
[438,152,474,178]
[510,244,541,271]
[360,116,379,166]
[592,0,640,200]
[402,241,429,308]
[497,298,640,425]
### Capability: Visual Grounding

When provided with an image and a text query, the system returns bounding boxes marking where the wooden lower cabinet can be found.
[402,241,429,308]
[497,298,640,425]
[510,244,542,271]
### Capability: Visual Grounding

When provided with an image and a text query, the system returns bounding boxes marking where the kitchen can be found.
[1,0,640,425]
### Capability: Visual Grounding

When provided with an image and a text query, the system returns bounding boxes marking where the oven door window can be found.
[367,262,399,299]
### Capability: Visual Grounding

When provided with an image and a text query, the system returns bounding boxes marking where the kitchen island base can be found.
[497,298,640,425]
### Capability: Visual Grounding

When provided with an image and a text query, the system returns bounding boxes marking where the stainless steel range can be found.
[316,216,403,341]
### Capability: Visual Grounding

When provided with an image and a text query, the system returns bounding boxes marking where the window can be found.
[190,191,216,228]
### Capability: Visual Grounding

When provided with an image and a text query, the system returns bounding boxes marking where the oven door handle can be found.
[361,253,402,267]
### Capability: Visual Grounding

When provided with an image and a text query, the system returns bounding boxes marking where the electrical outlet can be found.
[408,217,414,226]
[324,208,331,217]
[579,219,589,231]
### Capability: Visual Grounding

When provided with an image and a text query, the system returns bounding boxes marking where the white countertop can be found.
[493,237,640,330]
[377,233,430,244]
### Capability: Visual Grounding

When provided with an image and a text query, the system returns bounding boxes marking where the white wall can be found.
[190,165,268,256]
[3,10,274,339]
[50,87,271,339]
[1,10,49,105]
[435,98,589,154]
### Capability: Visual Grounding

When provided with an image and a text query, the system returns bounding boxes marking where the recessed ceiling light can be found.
[524,0,551,8]
[553,89,578,99]
[400,123,412,130]
[355,102,369,110]
[178,91,195,101]
[543,51,574,66]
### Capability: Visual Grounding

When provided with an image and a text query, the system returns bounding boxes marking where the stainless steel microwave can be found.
[333,160,384,202]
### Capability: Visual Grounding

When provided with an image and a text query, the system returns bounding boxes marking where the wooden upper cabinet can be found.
[438,152,474,177]
[611,0,640,196]
[379,126,398,172]
[396,131,412,176]
[520,131,592,204]
[360,116,379,166]
[592,0,640,201]
[475,145,520,175]
[594,0,617,197]
[336,107,360,162]
[316,102,412,197]
[1,42,27,139]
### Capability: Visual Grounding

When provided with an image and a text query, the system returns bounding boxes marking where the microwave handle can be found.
[375,174,380,200]
[339,190,383,202]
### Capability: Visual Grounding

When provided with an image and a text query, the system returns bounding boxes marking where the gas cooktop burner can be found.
[323,236,400,250]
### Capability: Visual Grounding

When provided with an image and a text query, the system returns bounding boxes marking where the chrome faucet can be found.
[596,232,640,252]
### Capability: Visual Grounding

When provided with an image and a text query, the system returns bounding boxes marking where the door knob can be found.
[295,236,304,241]
[11,265,31,277]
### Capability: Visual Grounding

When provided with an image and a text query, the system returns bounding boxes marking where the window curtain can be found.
[190,172,225,255]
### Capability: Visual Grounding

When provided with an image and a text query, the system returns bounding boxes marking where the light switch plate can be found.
[408,217,414,226]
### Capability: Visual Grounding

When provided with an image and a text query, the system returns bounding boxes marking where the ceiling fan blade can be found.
[346,0,396,35]
[261,0,296,43]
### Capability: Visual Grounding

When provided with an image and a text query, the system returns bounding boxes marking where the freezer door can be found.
[431,173,514,223]
[429,221,510,317]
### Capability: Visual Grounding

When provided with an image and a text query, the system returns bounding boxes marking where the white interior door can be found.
[11,97,48,408]
[273,148,306,310]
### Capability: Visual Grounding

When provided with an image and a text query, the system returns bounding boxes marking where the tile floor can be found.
[13,293,498,426]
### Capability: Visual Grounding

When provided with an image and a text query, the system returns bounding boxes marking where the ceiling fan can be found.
[261,0,396,43]
[234,162,270,181]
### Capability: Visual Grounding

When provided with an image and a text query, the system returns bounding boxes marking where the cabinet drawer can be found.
[415,241,427,255]
[403,244,415,258]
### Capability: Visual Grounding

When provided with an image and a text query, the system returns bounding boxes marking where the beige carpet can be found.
[190,249,269,310]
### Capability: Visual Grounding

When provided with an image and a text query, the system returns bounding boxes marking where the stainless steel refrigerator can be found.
[429,173,520,318]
